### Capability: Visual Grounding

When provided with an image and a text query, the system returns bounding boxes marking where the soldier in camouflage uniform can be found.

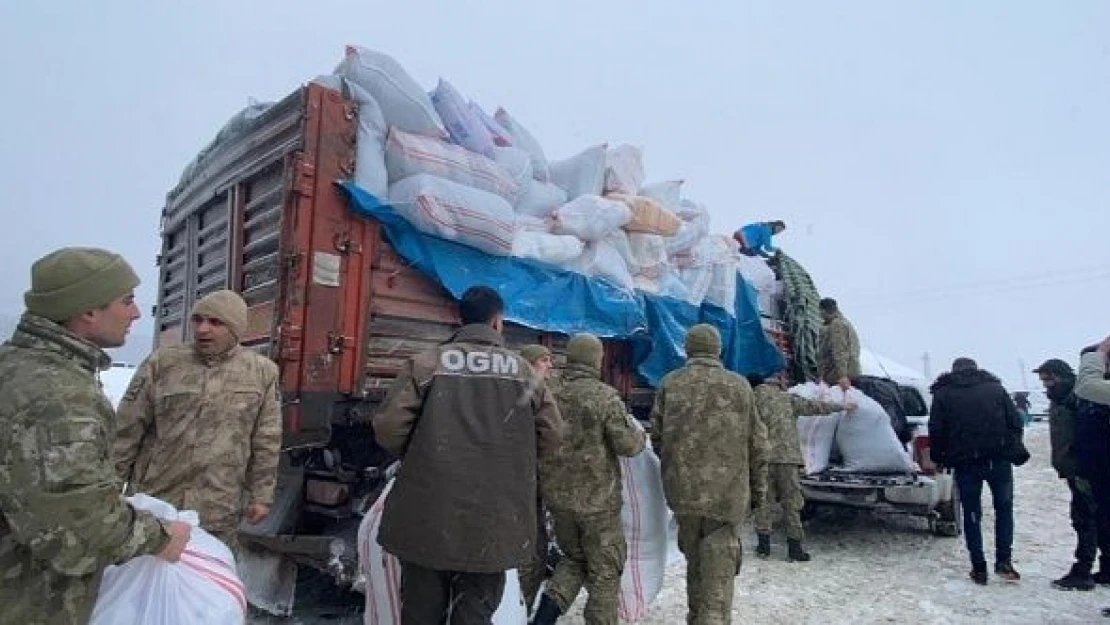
[0,247,192,624]
[747,372,851,562]
[532,334,646,625]
[519,344,557,611]
[651,324,769,625]
[817,298,861,390]
[115,289,282,550]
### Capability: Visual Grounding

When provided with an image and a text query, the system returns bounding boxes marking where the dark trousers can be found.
[1068,477,1110,571]
[400,561,505,625]
[954,460,1014,567]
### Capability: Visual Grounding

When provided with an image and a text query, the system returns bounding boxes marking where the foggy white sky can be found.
[1,1,1107,388]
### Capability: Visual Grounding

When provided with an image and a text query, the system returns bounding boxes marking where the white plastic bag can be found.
[676,265,713,306]
[471,103,514,147]
[551,195,632,242]
[335,45,446,138]
[512,231,585,265]
[618,449,670,622]
[516,179,568,218]
[704,236,739,311]
[549,145,607,199]
[640,180,684,210]
[627,233,669,280]
[491,146,534,190]
[737,253,777,295]
[516,214,555,233]
[358,480,528,625]
[568,240,635,291]
[790,384,916,474]
[91,495,246,625]
[494,108,550,181]
[385,127,520,203]
[604,144,645,195]
[388,174,517,256]
[345,80,390,199]
[665,201,711,255]
[430,79,495,157]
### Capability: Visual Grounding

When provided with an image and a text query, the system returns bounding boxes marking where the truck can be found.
[154,79,955,616]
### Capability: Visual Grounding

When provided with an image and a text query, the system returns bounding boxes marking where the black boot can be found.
[756,534,771,559]
[1095,558,1110,586]
[970,563,988,586]
[530,594,562,625]
[787,539,811,562]
[1053,563,1095,591]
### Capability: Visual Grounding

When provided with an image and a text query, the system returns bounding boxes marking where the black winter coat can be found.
[1074,397,1110,484]
[928,369,1024,467]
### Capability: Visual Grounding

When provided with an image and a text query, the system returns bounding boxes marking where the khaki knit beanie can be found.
[24,247,140,322]
[520,344,551,364]
[685,324,722,359]
[566,333,604,370]
[192,290,248,341]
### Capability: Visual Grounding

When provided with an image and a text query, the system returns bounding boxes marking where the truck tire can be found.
[932,483,962,537]
[800,501,818,522]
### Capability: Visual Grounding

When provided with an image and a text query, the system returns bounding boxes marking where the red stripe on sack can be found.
[626,457,646,619]
[182,556,248,614]
[420,195,516,232]
[414,197,514,251]
[183,548,235,573]
[385,552,401,622]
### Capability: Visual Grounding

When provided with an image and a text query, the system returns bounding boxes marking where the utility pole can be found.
[1018,359,1029,389]
[922,352,931,380]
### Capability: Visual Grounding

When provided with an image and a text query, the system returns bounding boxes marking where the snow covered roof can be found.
[860,347,925,384]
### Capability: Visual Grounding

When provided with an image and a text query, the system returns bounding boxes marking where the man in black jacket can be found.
[929,358,1025,586]
[1036,358,1110,591]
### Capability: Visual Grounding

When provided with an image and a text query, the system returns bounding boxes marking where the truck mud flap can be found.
[239,544,298,617]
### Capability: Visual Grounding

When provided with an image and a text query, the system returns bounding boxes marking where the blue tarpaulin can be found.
[339,181,784,387]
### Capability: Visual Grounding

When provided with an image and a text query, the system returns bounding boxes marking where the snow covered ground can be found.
[256,424,1106,624]
[561,423,1106,624]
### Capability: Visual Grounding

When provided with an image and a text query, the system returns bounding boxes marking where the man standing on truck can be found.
[531,334,646,625]
[373,286,564,624]
[748,372,853,562]
[651,324,769,624]
[114,289,282,552]
[734,220,786,259]
[817,298,861,391]
[0,247,192,624]
[928,358,1025,586]
[1035,358,1110,591]
[518,343,558,610]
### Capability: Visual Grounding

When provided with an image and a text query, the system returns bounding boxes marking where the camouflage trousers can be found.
[545,507,626,625]
[676,516,740,625]
[753,463,805,541]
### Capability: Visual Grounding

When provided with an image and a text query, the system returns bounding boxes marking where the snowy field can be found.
[256,424,1107,624]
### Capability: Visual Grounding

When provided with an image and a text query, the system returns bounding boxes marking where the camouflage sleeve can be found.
[603,394,646,458]
[373,358,426,457]
[113,356,157,485]
[533,382,565,458]
[246,363,282,506]
[649,386,665,454]
[3,412,169,576]
[788,395,844,418]
[746,386,770,512]
[827,324,852,382]
[1076,352,1110,405]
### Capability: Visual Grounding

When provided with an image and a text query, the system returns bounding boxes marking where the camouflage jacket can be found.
[754,384,843,465]
[115,343,282,534]
[540,364,646,513]
[818,312,861,385]
[0,314,169,625]
[650,357,769,523]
